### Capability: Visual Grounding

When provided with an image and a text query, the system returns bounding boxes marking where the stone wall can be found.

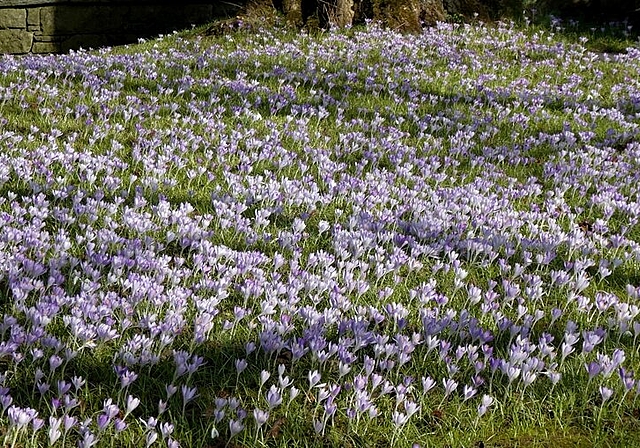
[0,1,242,54]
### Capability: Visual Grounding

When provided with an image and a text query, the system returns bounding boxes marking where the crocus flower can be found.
[235,358,248,375]
[266,385,282,409]
[229,419,244,438]
[443,378,458,397]
[599,386,613,403]
[253,408,269,428]
[260,370,271,387]
[48,416,62,445]
[145,430,158,447]
[125,395,140,418]
[392,411,409,428]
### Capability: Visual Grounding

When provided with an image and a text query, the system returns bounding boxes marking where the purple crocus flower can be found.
[228,419,244,438]
[266,385,282,409]
[599,386,613,403]
[442,378,458,397]
[253,408,269,428]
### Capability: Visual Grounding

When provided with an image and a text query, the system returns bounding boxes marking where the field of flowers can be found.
[0,19,639,447]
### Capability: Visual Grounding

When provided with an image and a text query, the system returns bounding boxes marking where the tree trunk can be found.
[373,0,422,33]
[224,0,447,33]
[283,0,304,26]
[420,0,447,25]
[442,0,490,20]
[336,0,356,27]
[316,0,355,27]
[353,0,374,24]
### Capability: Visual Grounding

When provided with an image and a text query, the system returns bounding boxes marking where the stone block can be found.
[0,29,32,53]
[32,41,61,53]
[0,8,26,29]
[41,6,123,35]
[27,8,40,29]
[39,7,55,34]
[33,33,60,42]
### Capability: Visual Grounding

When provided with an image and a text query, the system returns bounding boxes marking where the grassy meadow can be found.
[0,16,639,447]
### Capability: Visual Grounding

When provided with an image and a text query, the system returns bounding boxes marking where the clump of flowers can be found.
[0,16,638,447]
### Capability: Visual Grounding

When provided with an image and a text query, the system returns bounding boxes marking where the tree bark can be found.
[283,0,304,26]
[420,0,447,25]
[220,0,448,33]
[442,0,488,19]
[336,0,356,27]
[353,0,374,24]
[316,0,355,27]
[373,0,422,33]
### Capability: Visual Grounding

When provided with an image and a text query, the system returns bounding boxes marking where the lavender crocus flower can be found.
[7,405,36,429]
[585,361,601,380]
[145,430,158,447]
[229,419,244,438]
[160,422,174,439]
[253,408,269,428]
[463,385,477,401]
[308,370,322,388]
[181,385,198,409]
[266,384,282,409]
[260,370,271,387]
[125,395,140,418]
[599,386,613,403]
[96,413,111,431]
[48,416,62,445]
[235,358,248,375]
[392,411,409,428]
[477,394,494,417]
[442,378,458,397]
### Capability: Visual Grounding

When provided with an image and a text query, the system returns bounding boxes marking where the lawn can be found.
[0,17,639,447]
